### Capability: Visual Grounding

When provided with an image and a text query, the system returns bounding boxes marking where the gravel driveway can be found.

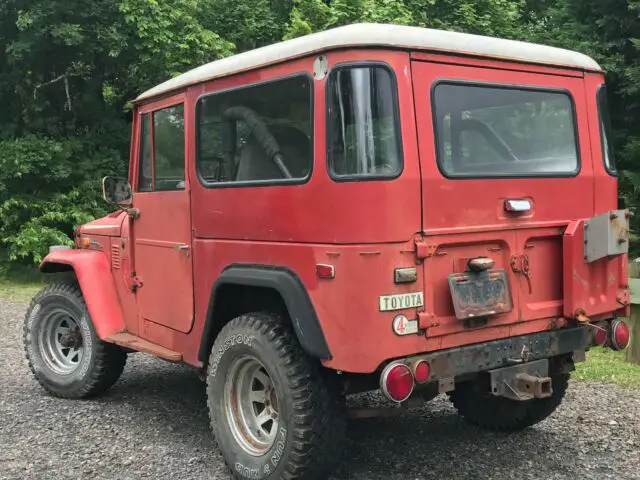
[2,297,640,480]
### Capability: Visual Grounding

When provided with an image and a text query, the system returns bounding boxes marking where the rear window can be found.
[433,82,579,178]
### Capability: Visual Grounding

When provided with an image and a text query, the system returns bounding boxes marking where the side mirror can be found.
[102,176,133,206]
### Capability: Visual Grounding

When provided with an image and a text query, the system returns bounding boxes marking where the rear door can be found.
[411,59,594,340]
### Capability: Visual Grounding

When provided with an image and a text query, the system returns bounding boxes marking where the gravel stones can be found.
[1,298,639,480]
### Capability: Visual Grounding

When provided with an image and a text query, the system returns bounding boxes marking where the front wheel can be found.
[207,312,346,480]
[448,373,569,432]
[23,281,127,398]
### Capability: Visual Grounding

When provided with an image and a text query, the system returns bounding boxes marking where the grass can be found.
[0,268,43,302]
[574,347,640,388]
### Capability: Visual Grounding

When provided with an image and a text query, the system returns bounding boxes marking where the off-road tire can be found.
[448,373,569,432]
[206,312,346,480]
[24,281,127,398]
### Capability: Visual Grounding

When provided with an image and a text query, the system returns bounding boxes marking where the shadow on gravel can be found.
[93,359,571,480]
[100,361,211,435]
[337,413,570,479]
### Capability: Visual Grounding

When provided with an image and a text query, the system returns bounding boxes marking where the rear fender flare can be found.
[198,265,331,362]
[40,249,126,339]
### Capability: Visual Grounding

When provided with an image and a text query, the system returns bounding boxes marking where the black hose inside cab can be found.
[222,106,293,179]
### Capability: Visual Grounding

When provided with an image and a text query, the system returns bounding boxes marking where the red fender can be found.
[40,249,126,339]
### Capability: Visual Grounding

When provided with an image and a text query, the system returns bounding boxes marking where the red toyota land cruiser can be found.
[24,23,631,480]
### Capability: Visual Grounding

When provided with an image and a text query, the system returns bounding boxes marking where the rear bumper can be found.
[411,326,591,382]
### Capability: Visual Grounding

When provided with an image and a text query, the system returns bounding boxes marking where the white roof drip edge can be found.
[136,23,601,102]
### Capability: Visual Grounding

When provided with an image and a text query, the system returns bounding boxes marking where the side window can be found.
[196,75,312,184]
[138,114,152,192]
[327,64,402,179]
[153,105,185,190]
[136,104,185,192]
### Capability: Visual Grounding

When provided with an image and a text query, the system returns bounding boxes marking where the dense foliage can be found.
[0,0,639,264]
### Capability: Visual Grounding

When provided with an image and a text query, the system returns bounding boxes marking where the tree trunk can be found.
[627,263,640,364]
[627,309,640,364]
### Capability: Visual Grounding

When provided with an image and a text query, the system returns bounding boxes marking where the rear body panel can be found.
[411,58,625,344]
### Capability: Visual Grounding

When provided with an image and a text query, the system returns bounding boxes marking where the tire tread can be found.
[207,312,345,480]
[23,281,127,399]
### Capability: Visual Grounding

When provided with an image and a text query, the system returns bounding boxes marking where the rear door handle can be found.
[504,199,532,213]
[174,244,191,256]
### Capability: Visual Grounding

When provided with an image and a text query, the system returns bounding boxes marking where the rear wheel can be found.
[207,312,346,480]
[448,373,569,432]
[24,281,127,398]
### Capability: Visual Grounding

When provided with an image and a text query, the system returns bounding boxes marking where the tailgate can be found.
[411,59,602,339]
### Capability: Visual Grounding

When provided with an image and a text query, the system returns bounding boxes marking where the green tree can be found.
[2,0,640,264]
[0,0,235,263]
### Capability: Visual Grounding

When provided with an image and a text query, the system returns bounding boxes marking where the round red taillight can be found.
[611,320,630,350]
[381,363,414,403]
[593,324,608,346]
[413,360,431,383]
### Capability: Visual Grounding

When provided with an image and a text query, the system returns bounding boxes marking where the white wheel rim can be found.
[37,308,84,375]
[223,355,280,456]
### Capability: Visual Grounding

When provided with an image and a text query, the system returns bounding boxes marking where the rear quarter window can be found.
[432,82,580,178]
[597,85,616,175]
[327,64,402,180]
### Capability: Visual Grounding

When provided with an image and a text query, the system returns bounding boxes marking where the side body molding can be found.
[199,265,331,361]
[40,249,126,339]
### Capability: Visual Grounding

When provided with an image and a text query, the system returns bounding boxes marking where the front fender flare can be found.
[40,249,126,339]
[198,265,331,362]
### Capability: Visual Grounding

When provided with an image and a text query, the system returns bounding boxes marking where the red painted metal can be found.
[104,332,183,362]
[79,211,126,237]
[132,188,194,337]
[54,44,626,375]
[40,249,126,339]
[132,93,195,336]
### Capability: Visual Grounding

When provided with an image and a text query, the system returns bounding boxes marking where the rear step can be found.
[104,332,183,362]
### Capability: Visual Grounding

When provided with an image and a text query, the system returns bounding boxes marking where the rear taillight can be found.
[380,362,414,402]
[611,320,630,350]
[593,324,608,347]
[413,360,431,383]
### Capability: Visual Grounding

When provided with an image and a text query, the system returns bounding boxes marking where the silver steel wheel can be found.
[224,355,280,456]
[37,308,84,375]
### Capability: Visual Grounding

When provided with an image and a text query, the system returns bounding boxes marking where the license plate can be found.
[448,269,512,320]
[379,292,424,312]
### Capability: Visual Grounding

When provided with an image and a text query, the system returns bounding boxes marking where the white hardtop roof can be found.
[136,23,601,102]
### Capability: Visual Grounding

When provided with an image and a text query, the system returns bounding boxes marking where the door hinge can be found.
[130,273,143,292]
[414,239,438,260]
